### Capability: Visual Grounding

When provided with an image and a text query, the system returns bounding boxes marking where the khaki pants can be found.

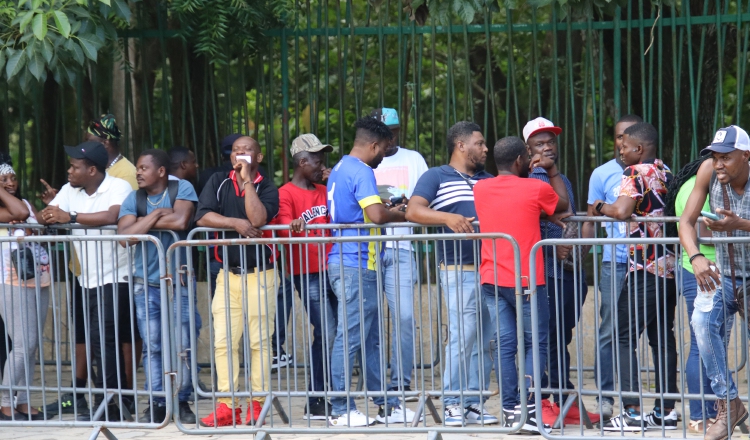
[212,268,278,405]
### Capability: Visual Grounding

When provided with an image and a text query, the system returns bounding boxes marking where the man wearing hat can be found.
[270,133,338,419]
[86,114,137,190]
[40,141,136,421]
[370,107,428,402]
[680,125,750,440]
[196,133,241,197]
[524,117,599,426]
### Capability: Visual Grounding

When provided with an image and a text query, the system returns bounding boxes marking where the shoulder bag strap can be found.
[722,184,740,303]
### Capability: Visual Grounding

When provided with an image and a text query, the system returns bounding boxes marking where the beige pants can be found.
[212,268,278,405]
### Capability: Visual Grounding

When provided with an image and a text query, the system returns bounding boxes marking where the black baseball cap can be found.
[221,134,243,156]
[64,141,109,169]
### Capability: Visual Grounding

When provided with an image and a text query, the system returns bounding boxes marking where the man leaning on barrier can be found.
[271,133,338,420]
[582,114,642,419]
[406,121,498,426]
[39,141,137,421]
[117,149,200,425]
[593,122,679,431]
[326,116,417,427]
[679,125,750,440]
[474,135,571,434]
[523,117,600,426]
[194,135,279,427]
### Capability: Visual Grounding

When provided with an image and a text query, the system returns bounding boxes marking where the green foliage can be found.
[168,0,291,65]
[0,0,133,93]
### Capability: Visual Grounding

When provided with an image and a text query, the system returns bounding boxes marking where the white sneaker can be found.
[444,404,465,426]
[329,410,376,427]
[271,353,292,369]
[376,404,421,424]
[465,404,499,425]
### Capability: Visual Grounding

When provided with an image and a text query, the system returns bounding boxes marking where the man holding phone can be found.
[679,125,750,440]
[371,108,428,402]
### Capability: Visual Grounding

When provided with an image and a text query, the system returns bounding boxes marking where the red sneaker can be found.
[562,401,601,425]
[541,399,560,426]
[199,403,242,427]
[246,400,263,426]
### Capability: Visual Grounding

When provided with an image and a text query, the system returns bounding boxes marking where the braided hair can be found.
[664,155,711,236]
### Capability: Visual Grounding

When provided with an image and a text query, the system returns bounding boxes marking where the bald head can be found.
[233,136,261,153]
[230,136,263,168]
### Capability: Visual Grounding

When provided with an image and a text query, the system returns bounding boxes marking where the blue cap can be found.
[371,108,400,128]
[221,133,243,156]
[701,125,750,155]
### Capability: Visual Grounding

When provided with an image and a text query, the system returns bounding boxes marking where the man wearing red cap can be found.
[523,117,599,426]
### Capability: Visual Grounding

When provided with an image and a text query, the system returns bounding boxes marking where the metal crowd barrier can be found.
[0,227,172,440]
[168,228,539,437]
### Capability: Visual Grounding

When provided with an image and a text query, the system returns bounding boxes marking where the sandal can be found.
[688,418,716,434]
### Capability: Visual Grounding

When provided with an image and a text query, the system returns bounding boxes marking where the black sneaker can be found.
[600,408,644,432]
[138,404,168,424]
[179,401,196,425]
[77,403,123,422]
[512,404,550,435]
[641,408,678,430]
[502,408,515,427]
[43,393,88,416]
[303,398,332,420]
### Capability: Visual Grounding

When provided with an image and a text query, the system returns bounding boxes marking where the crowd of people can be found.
[0,111,747,440]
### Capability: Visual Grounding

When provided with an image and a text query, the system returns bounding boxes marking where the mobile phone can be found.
[701,210,720,221]
[390,196,405,205]
[235,155,252,164]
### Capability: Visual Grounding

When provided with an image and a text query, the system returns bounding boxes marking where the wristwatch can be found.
[595,202,605,214]
[69,211,78,223]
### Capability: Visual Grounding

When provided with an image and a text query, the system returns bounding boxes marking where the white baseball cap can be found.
[523,117,563,142]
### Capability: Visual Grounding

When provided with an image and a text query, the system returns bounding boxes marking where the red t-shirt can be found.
[273,182,331,275]
[473,175,558,287]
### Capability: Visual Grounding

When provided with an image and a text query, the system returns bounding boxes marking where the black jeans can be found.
[542,272,588,402]
[616,270,678,409]
[84,283,133,406]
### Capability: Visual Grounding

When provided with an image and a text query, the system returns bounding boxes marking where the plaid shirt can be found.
[529,167,579,279]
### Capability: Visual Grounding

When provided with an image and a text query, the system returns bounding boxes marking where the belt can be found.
[227,265,274,275]
[439,264,476,271]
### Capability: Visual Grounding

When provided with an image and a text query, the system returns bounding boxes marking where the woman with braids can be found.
[0,155,51,421]
[665,154,718,433]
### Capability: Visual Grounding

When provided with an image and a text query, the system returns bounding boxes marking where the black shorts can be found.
[74,281,141,345]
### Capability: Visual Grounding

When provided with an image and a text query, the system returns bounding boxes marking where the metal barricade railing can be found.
[529,235,750,439]
[167,230,537,436]
[0,231,172,439]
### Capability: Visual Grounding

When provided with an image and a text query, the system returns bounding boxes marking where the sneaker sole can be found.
[466,418,500,425]
[601,426,643,432]
[444,419,466,427]
[304,414,329,420]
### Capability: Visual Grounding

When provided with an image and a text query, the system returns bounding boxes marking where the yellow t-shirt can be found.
[107,157,138,190]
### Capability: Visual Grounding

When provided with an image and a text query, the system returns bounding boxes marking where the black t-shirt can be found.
[195,171,279,269]
[197,164,268,200]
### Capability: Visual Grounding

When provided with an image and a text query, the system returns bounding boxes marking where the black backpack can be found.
[135,180,197,231]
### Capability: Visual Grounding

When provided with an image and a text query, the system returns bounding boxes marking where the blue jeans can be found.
[439,267,494,407]
[681,267,718,420]
[692,276,738,400]
[484,284,549,410]
[328,265,398,414]
[543,273,587,403]
[135,283,201,404]
[293,272,338,393]
[382,247,416,390]
[595,261,627,404]
[272,276,295,354]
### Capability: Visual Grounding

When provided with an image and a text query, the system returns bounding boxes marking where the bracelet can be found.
[548,173,560,179]
[689,253,705,264]
[242,181,252,187]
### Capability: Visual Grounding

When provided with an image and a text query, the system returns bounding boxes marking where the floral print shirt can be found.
[619,159,675,278]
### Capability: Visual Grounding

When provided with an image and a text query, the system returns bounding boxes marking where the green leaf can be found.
[18,10,33,33]
[53,10,71,38]
[27,49,44,80]
[32,12,47,40]
[112,0,131,22]
[19,68,32,94]
[64,38,84,64]
[77,34,99,61]
[5,49,26,79]
[98,0,111,5]
[42,38,53,63]
[31,0,42,10]
[0,51,5,73]
[68,6,91,19]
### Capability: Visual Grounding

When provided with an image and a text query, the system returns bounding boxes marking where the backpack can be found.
[135,180,196,230]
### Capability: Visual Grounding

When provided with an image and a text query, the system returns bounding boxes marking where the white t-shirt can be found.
[49,174,134,289]
[373,147,429,250]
